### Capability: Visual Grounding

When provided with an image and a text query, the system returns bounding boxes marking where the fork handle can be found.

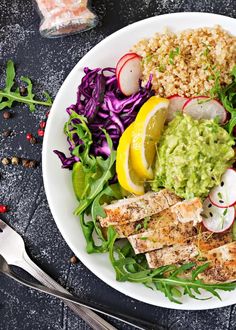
[15,251,116,330]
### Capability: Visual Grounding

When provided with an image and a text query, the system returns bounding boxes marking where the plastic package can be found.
[34,0,98,38]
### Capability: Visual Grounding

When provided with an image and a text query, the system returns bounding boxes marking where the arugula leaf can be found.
[73,124,116,216]
[0,60,52,111]
[210,65,236,135]
[109,239,236,304]
[79,185,122,254]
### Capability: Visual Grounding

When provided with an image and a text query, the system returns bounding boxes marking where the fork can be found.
[0,254,157,330]
[0,219,117,330]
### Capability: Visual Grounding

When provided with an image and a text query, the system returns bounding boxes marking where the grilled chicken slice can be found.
[199,241,236,283]
[146,231,233,268]
[114,197,202,238]
[98,189,180,227]
[128,198,203,254]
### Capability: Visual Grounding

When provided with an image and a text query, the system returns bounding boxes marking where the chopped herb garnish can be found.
[197,257,208,262]
[223,208,228,216]
[202,47,210,57]
[143,216,150,229]
[140,237,148,241]
[158,64,166,73]
[169,47,180,65]
[197,97,211,105]
[135,223,142,231]
[217,192,223,199]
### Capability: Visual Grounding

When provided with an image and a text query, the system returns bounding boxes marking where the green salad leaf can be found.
[210,65,236,134]
[64,113,116,216]
[80,184,122,253]
[109,239,236,304]
[0,60,52,111]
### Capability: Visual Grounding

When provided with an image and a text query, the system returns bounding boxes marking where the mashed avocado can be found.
[152,114,235,199]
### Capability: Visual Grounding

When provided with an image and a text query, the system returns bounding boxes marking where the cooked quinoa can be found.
[132,26,236,97]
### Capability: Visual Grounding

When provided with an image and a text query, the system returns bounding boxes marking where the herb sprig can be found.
[109,237,236,304]
[0,60,52,112]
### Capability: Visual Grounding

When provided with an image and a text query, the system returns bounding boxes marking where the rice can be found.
[132,26,236,97]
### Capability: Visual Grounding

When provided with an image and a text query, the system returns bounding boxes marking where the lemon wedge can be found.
[116,123,144,195]
[130,96,169,179]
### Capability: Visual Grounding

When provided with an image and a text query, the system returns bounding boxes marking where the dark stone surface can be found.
[0,1,235,329]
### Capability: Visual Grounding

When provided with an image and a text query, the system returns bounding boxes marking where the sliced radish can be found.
[182,96,227,124]
[209,168,236,208]
[202,198,235,233]
[116,53,139,78]
[167,95,189,122]
[118,56,142,96]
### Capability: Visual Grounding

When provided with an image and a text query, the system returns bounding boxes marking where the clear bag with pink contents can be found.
[34,0,98,38]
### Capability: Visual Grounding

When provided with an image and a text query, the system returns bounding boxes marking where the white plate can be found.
[42,12,236,310]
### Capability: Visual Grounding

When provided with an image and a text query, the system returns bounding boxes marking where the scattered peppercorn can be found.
[38,129,44,137]
[26,133,33,141]
[2,129,12,138]
[22,159,31,168]
[39,121,46,129]
[70,255,78,264]
[28,160,37,168]
[0,205,7,213]
[3,111,11,119]
[19,85,27,96]
[30,137,37,144]
[11,156,20,165]
[1,158,10,165]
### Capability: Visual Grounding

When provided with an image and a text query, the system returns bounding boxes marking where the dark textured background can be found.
[0,1,236,329]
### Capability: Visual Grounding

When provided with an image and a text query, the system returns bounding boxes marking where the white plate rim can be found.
[42,12,236,310]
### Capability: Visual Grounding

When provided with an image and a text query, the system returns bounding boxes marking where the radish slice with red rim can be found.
[202,198,235,233]
[209,168,236,208]
[182,96,227,124]
[118,56,142,96]
[167,95,189,122]
[116,53,139,77]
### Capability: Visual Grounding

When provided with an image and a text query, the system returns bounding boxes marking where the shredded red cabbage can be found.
[54,67,153,168]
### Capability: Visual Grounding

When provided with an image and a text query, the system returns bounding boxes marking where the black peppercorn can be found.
[30,137,37,144]
[19,85,27,96]
[3,111,11,119]
[2,129,12,138]
[28,160,37,168]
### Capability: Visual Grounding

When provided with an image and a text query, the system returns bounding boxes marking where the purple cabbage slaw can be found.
[54,67,154,168]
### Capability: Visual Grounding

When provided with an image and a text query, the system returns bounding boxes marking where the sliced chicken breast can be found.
[114,197,202,238]
[146,231,232,268]
[128,198,203,254]
[98,189,180,227]
[199,241,236,283]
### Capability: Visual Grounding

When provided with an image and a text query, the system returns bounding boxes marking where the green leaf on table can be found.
[0,60,52,111]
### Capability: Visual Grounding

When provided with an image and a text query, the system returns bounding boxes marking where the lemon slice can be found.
[116,123,144,195]
[131,96,169,179]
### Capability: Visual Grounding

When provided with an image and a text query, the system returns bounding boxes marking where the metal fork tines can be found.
[0,219,116,330]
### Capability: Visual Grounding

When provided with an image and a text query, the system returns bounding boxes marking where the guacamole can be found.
[152,114,235,199]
